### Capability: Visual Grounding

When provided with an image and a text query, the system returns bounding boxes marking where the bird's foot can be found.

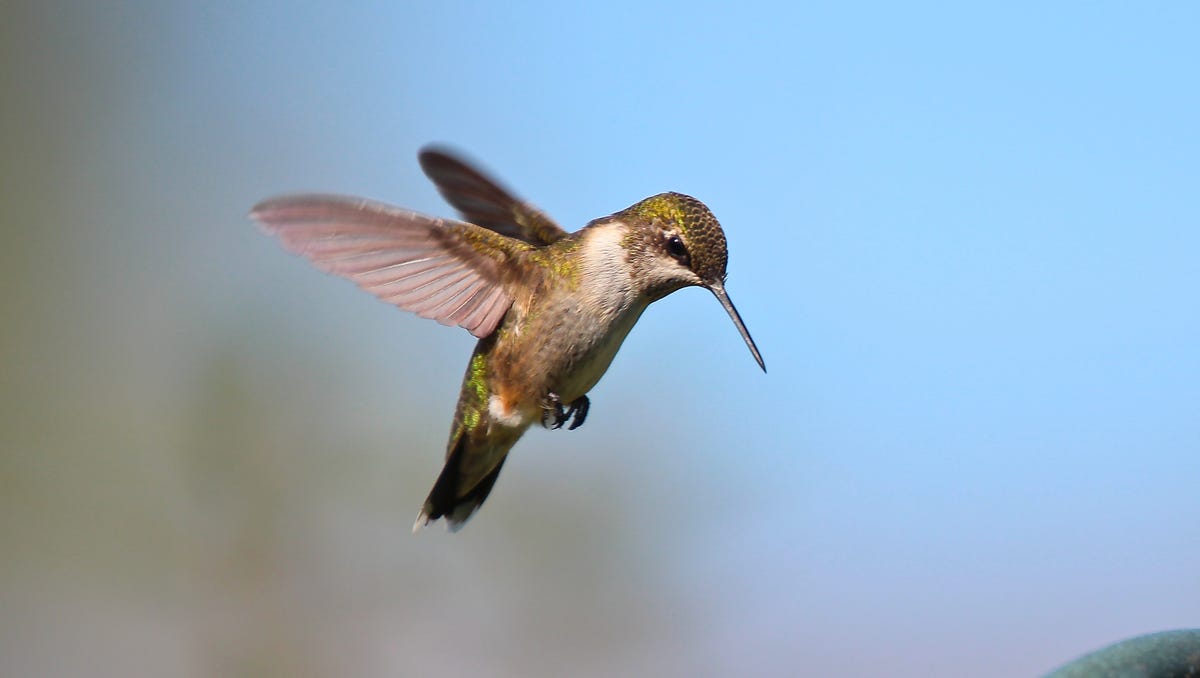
[565,395,589,430]
[541,392,567,429]
[541,393,590,430]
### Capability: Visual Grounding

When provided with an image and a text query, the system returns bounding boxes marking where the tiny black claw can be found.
[566,395,590,431]
[542,392,567,430]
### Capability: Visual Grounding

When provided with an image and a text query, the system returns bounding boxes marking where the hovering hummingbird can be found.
[251,147,764,532]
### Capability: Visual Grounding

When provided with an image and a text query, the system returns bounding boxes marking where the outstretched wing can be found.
[251,194,526,339]
[419,146,568,246]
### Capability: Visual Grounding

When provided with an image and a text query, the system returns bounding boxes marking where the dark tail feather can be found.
[412,435,508,533]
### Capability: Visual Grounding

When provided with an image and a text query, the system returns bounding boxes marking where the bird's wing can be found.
[419,146,568,246]
[251,194,527,339]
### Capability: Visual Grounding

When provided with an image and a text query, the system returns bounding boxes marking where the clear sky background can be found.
[2,2,1197,676]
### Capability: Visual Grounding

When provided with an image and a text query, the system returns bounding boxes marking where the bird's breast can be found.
[492,224,650,407]
[547,297,647,402]
[538,226,649,401]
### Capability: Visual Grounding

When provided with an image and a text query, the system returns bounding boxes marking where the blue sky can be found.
[4,2,1198,676]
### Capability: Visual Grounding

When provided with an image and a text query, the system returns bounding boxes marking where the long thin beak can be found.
[709,283,766,372]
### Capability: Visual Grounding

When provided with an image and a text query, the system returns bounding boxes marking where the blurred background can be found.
[2,2,1197,676]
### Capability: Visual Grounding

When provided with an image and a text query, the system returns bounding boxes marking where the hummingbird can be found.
[250,147,765,532]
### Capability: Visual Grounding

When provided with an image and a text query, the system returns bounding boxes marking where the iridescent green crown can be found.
[625,192,728,283]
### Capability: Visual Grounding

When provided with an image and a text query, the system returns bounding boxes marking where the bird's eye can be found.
[666,234,690,265]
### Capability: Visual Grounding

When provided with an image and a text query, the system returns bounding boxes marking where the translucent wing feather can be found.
[250,194,524,339]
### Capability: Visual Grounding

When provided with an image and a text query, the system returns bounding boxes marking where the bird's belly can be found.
[550,303,647,403]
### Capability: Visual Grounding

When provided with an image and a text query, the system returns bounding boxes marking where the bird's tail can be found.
[412,427,514,533]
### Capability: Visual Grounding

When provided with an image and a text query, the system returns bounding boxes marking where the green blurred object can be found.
[1044,630,1200,678]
